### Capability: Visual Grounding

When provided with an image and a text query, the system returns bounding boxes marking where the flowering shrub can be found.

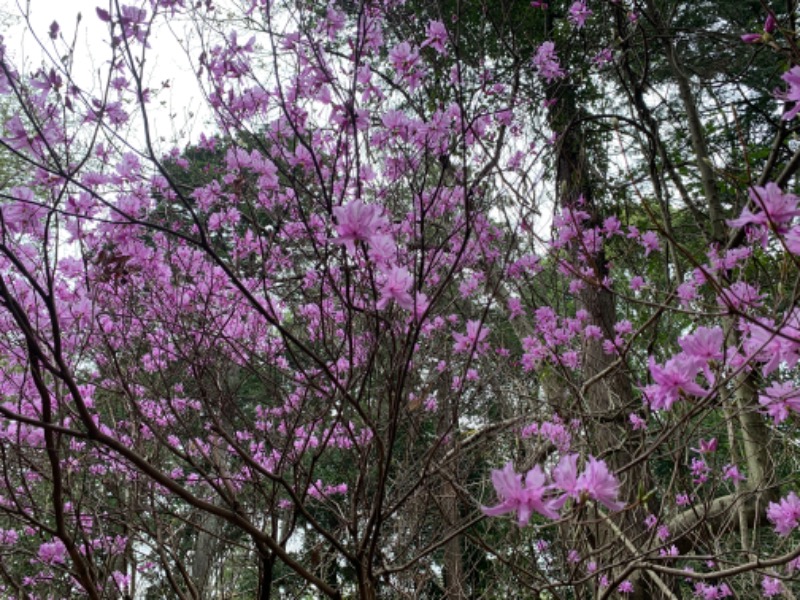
[0,0,797,598]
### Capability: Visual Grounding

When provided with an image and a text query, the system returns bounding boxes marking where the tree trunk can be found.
[258,551,275,600]
[191,512,223,596]
[442,478,465,600]
[357,566,378,600]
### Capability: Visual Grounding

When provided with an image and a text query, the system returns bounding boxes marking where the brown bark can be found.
[442,478,465,600]
[191,512,223,596]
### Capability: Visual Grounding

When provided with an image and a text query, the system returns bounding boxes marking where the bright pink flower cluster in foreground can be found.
[482,455,624,526]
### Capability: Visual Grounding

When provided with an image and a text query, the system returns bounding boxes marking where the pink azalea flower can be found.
[787,556,800,573]
[388,41,424,90]
[661,545,680,558]
[679,327,724,362]
[453,320,490,353]
[691,457,710,484]
[331,199,388,255]
[423,20,448,54]
[602,215,621,235]
[783,225,800,254]
[693,583,731,599]
[482,462,559,525]
[38,539,67,565]
[576,456,625,511]
[640,230,661,256]
[532,41,565,82]
[377,266,414,311]
[593,47,613,67]
[741,33,763,44]
[644,354,707,411]
[762,576,783,597]
[367,233,397,265]
[767,491,800,536]
[389,41,420,74]
[629,413,646,430]
[0,529,18,546]
[722,464,746,483]
[1,187,47,235]
[551,453,579,508]
[680,326,724,383]
[743,309,800,375]
[567,549,580,563]
[765,13,778,34]
[568,1,592,29]
[781,66,800,121]
[691,438,718,454]
[629,275,645,291]
[758,381,800,424]
[727,183,800,232]
[677,280,698,304]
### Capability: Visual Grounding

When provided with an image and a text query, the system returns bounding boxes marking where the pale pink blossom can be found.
[691,457,710,484]
[767,491,800,536]
[377,266,414,311]
[722,464,746,482]
[551,453,579,508]
[593,48,613,67]
[640,230,661,256]
[423,20,448,54]
[784,225,800,254]
[38,539,67,565]
[629,413,646,430]
[679,327,724,362]
[576,456,624,511]
[781,66,800,120]
[453,320,490,353]
[728,183,800,232]
[762,576,783,597]
[644,354,707,411]
[691,438,718,454]
[532,41,564,82]
[482,462,559,525]
[759,381,800,424]
[693,582,731,598]
[331,200,388,255]
[568,1,592,29]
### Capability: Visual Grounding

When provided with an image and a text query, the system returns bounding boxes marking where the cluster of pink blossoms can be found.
[532,41,564,82]
[482,455,624,526]
[693,582,732,599]
[767,491,800,536]
[568,1,592,29]
[728,182,800,253]
[452,319,490,354]
[758,381,800,424]
[331,199,425,313]
[643,326,723,411]
[37,539,67,565]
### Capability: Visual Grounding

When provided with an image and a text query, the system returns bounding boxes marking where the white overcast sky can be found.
[0,0,213,147]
